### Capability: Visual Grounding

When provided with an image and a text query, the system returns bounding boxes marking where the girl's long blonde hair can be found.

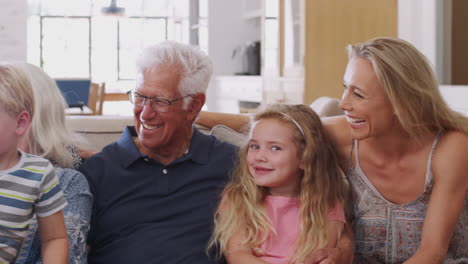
[208,104,348,263]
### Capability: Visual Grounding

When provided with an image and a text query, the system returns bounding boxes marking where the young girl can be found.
[209,104,349,264]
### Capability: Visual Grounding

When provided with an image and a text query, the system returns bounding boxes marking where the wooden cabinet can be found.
[304,0,397,104]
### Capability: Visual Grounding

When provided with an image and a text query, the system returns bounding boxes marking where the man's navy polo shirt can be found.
[80,126,238,264]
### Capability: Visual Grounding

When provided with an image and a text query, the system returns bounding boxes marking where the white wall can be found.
[439,85,468,116]
[0,0,27,61]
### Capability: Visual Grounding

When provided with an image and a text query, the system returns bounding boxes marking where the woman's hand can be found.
[77,147,97,159]
[224,229,270,264]
[307,247,341,264]
[307,223,353,264]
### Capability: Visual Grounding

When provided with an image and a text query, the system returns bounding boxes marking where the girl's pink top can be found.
[257,195,345,264]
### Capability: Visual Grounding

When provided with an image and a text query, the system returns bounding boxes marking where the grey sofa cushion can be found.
[210,125,247,147]
[309,96,344,117]
[66,115,134,150]
[67,115,217,150]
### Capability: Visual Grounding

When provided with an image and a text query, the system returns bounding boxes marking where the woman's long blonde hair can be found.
[1,63,83,168]
[348,37,468,139]
[208,104,347,263]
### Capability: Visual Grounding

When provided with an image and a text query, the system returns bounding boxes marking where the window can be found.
[41,17,91,78]
[116,17,167,79]
[27,0,205,82]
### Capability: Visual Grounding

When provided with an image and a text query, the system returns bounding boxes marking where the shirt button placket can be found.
[160,168,169,194]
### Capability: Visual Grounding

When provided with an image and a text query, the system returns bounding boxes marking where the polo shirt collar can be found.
[183,127,210,165]
[116,126,211,168]
[117,126,142,168]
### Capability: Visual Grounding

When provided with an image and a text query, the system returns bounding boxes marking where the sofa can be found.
[65,97,344,150]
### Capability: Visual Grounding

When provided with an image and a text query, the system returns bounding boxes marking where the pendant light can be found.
[101,0,125,16]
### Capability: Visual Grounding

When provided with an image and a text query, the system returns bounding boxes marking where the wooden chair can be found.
[88,82,106,115]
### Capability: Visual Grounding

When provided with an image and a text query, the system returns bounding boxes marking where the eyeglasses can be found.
[127,91,194,112]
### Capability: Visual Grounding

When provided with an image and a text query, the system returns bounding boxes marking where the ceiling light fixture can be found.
[101,0,125,16]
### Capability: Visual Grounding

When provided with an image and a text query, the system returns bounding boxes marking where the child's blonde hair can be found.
[209,104,348,263]
[0,64,34,117]
[0,63,83,168]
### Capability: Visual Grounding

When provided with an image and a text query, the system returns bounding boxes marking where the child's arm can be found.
[224,229,270,264]
[38,211,69,264]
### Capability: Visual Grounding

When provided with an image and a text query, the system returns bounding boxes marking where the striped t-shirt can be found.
[0,150,67,263]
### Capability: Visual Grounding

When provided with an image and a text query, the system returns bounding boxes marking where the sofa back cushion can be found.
[65,97,344,151]
[66,115,212,150]
[66,115,134,150]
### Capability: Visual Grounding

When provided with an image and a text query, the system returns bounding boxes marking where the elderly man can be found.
[80,41,237,263]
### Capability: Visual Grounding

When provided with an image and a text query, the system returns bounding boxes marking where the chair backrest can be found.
[88,82,106,115]
[55,79,91,107]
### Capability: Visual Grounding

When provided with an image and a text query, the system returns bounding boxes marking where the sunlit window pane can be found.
[115,0,143,16]
[264,18,278,70]
[118,18,167,79]
[198,18,208,53]
[199,0,208,18]
[142,0,170,16]
[265,0,279,17]
[167,18,189,43]
[91,17,118,81]
[26,0,200,84]
[27,16,40,67]
[171,0,189,17]
[42,17,90,78]
[28,0,41,15]
[40,0,93,16]
[197,0,208,52]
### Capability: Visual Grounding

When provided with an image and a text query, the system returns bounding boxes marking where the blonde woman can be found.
[209,104,349,264]
[199,37,468,263]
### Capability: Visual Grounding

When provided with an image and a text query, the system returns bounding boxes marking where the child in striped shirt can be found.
[0,64,68,263]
